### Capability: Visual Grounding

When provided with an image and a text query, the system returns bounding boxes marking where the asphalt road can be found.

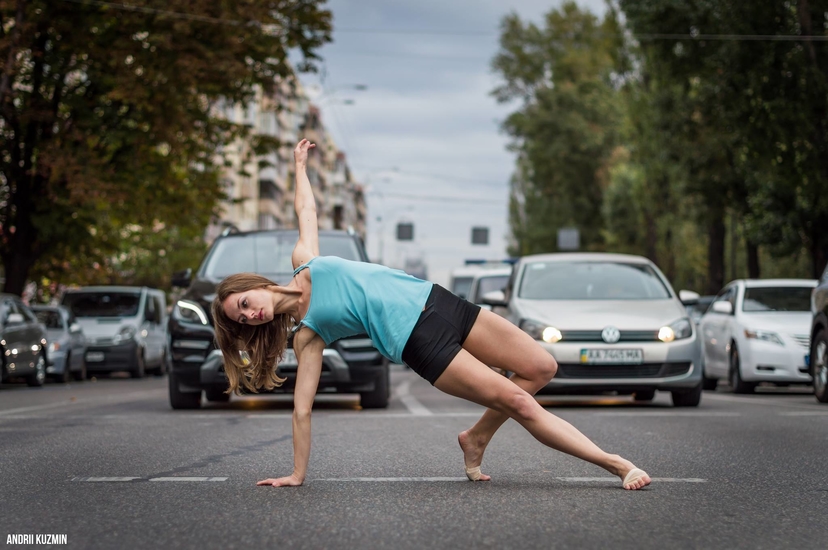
[1,368,826,550]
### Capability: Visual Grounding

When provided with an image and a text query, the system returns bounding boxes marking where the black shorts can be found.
[401,284,482,385]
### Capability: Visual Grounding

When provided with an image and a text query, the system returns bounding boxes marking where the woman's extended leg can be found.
[434,347,650,489]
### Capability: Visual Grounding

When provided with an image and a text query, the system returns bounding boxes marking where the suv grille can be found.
[560,330,660,342]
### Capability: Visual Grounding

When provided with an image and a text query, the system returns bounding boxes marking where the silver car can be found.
[483,253,703,406]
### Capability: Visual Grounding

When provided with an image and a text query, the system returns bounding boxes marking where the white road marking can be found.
[71,476,228,482]
[393,380,433,416]
[702,392,819,410]
[0,389,165,417]
[314,477,468,482]
[777,411,828,416]
[71,477,141,482]
[591,411,741,417]
[555,477,706,483]
[149,477,228,482]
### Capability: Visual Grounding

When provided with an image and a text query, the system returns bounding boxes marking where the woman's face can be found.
[222,287,273,326]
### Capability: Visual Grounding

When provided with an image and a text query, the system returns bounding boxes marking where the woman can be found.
[212,139,651,490]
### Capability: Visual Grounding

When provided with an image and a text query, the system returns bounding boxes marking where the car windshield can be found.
[35,310,63,329]
[451,276,473,300]
[742,287,812,312]
[473,275,510,302]
[201,233,362,279]
[518,261,672,300]
[63,292,141,317]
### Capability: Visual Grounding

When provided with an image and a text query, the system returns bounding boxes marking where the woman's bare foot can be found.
[458,430,491,481]
[611,456,651,490]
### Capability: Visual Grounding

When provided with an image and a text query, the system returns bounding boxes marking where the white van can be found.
[61,286,168,378]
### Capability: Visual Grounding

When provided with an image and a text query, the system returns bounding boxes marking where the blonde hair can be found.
[211,273,293,395]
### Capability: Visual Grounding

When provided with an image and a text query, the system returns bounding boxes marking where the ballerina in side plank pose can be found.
[211,138,651,490]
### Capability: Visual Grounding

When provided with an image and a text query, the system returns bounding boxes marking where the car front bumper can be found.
[538,336,702,394]
[84,341,138,372]
[738,340,812,383]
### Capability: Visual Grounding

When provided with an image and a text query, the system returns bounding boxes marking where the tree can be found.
[0,0,331,294]
[492,2,627,255]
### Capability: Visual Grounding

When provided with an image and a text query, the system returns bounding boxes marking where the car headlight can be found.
[519,319,562,343]
[113,325,137,345]
[744,329,784,346]
[173,299,209,326]
[658,318,693,343]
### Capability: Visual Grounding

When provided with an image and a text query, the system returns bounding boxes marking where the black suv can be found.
[167,229,390,410]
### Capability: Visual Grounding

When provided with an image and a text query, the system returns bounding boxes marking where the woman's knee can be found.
[529,353,558,383]
[501,390,541,422]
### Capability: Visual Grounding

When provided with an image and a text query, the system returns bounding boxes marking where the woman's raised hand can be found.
[293,139,316,166]
[256,474,304,487]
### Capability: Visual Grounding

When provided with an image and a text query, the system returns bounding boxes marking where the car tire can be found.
[671,382,702,407]
[633,390,656,402]
[812,329,828,404]
[26,355,46,388]
[205,388,231,403]
[148,350,167,377]
[729,345,755,394]
[360,363,390,409]
[169,372,201,409]
[60,353,72,384]
[130,351,145,379]
[72,359,87,382]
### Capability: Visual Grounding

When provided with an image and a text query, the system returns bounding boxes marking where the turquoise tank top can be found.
[292,256,433,363]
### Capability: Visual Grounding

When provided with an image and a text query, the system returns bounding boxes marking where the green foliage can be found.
[0,0,332,294]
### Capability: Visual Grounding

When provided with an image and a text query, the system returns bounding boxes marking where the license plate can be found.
[86,351,105,362]
[580,349,643,365]
[280,349,297,367]
[805,354,810,367]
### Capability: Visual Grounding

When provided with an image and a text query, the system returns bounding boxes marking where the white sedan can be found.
[699,279,817,393]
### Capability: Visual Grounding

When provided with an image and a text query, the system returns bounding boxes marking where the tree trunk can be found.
[664,226,675,282]
[746,241,760,279]
[644,210,658,264]
[707,213,725,294]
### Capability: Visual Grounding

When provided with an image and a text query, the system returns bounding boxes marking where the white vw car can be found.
[699,279,817,393]
[482,253,703,407]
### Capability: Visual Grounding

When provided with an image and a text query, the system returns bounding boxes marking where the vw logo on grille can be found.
[601,326,621,343]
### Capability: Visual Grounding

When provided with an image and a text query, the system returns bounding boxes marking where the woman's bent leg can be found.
[434,348,651,489]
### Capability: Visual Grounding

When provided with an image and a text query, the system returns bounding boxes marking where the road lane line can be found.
[0,388,165,417]
[393,380,433,416]
[149,477,228,482]
[71,477,142,482]
[778,411,828,416]
[702,392,820,410]
[555,477,706,483]
[591,412,741,417]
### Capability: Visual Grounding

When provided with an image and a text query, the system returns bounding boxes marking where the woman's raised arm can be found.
[291,139,319,269]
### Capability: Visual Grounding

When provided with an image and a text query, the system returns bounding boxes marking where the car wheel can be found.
[205,388,231,403]
[168,372,201,409]
[671,382,702,407]
[729,344,755,394]
[73,359,87,382]
[130,351,145,379]
[360,363,390,409]
[633,390,656,402]
[60,353,72,384]
[26,355,46,388]
[812,329,828,404]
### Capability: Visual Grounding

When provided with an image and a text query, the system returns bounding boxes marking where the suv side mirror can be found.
[678,290,700,306]
[171,268,192,288]
[481,290,508,308]
[6,313,24,325]
[711,301,733,315]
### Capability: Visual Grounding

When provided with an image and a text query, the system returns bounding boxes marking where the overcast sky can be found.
[299,0,607,286]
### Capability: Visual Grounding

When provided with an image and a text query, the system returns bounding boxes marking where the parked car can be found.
[482,253,703,407]
[167,228,390,410]
[449,262,513,306]
[0,294,48,387]
[60,286,168,378]
[809,265,828,403]
[699,279,816,393]
[31,305,88,383]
